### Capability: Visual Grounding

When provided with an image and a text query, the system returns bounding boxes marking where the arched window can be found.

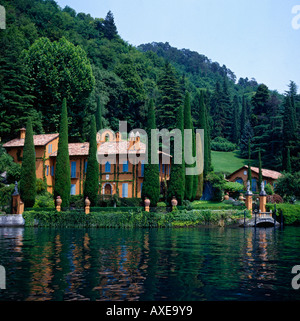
[252,178,258,192]
[105,134,109,142]
[235,178,243,185]
[105,161,111,173]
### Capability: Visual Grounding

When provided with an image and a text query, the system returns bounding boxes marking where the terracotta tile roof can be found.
[98,141,146,155]
[3,133,59,148]
[97,141,172,158]
[247,166,282,180]
[50,142,89,157]
[228,165,281,180]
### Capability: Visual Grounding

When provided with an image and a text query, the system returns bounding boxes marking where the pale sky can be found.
[56,0,300,94]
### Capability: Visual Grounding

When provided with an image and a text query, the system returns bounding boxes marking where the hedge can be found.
[22,208,250,228]
[266,203,300,225]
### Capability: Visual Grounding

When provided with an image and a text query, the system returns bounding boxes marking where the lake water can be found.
[0,226,299,301]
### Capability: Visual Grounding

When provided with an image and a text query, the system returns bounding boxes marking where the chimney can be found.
[135,131,140,150]
[128,132,135,150]
[20,128,26,140]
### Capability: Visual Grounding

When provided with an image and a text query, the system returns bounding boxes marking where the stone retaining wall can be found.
[0,215,25,227]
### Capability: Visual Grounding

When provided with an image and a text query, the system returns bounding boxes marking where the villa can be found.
[3,128,171,198]
[227,165,282,192]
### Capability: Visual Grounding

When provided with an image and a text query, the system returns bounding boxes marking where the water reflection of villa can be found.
[0,227,293,301]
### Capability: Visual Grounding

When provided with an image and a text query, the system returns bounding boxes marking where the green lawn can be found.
[211,150,252,174]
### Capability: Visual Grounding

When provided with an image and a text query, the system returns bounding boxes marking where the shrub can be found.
[274,171,300,200]
[211,137,236,152]
[265,183,274,195]
[0,184,14,212]
[70,195,84,208]
[266,194,283,204]
[157,202,167,207]
[32,193,55,209]
[266,203,300,225]
[206,172,226,202]
[223,181,244,199]
[22,208,251,228]
[36,178,47,195]
[119,198,142,207]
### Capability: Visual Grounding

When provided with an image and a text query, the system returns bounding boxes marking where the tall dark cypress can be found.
[95,96,103,132]
[195,90,206,198]
[19,117,36,207]
[232,95,240,144]
[54,98,71,208]
[167,103,185,205]
[258,149,262,192]
[157,62,182,130]
[247,138,252,184]
[183,92,193,201]
[141,99,160,206]
[286,147,292,173]
[84,115,99,206]
[192,127,198,201]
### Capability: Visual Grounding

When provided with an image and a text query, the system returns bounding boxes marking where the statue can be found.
[246,180,252,195]
[259,182,267,196]
[13,181,19,196]
[246,180,250,193]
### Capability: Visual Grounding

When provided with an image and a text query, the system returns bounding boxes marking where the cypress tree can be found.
[183,92,193,201]
[286,147,292,173]
[103,11,118,40]
[54,98,71,208]
[247,138,252,184]
[240,95,247,134]
[19,117,36,207]
[258,149,262,192]
[232,95,240,144]
[204,95,212,173]
[84,115,99,206]
[195,90,206,198]
[141,99,160,206]
[167,103,185,205]
[282,96,297,170]
[157,62,182,130]
[95,96,103,132]
[192,127,198,200]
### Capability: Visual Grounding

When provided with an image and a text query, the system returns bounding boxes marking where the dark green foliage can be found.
[266,203,300,225]
[183,92,193,201]
[23,37,95,136]
[239,120,253,158]
[274,171,300,200]
[258,149,262,192]
[251,84,270,158]
[167,103,185,205]
[0,145,21,184]
[192,129,198,200]
[19,118,36,207]
[231,95,240,143]
[141,99,160,206]
[103,11,118,40]
[247,139,252,183]
[53,99,71,208]
[84,116,99,206]
[23,208,249,228]
[206,172,226,202]
[95,96,103,132]
[286,148,291,173]
[157,62,182,130]
[211,137,236,152]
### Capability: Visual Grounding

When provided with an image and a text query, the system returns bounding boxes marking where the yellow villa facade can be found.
[3,128,171,198]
